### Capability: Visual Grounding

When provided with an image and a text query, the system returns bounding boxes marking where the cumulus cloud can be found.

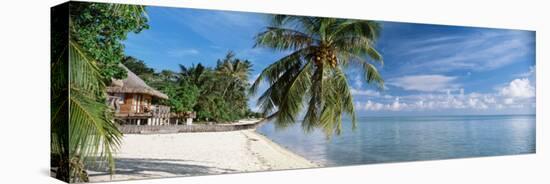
[500,78,535,98]
[357,100,385,111]
[468,98,488,109]
[387,75,459,92]
[389,97,406,111]
[355,98,406,111]
[355,78,535,112]
[504,98,515,105]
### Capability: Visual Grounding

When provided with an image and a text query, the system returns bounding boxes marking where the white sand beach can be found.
[88,129,319,182]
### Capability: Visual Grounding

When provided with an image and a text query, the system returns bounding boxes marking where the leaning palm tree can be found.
[250,15,384,137]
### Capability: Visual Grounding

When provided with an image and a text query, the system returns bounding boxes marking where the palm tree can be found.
[51,4,147,182]
[216,51,253,98]
[250,15,384,137]
[179,63,206,86]
[68,39,123,182]
[51,37,123,183]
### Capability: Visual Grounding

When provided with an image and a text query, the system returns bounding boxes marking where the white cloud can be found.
[500,78,535,98]
[350,88,380,96]
[392,30,534,74]
[389,97,406,111]
[415,100,425,109]
[354,78,535,113]
[517,65,536,78]
[356,100,384,111]
[504,98,515,105]
[483,96,496,104]
[356,98,408,111]
[387,75,459,92]
[468,98,488,109]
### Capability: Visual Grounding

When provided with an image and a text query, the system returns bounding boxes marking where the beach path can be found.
[88,129,318,182]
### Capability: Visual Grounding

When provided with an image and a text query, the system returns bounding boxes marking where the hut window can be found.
[132,95,138,112]
[116,94,125,104]
[134,94,142,113]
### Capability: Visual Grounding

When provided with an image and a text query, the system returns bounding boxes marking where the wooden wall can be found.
[118,93,153,114]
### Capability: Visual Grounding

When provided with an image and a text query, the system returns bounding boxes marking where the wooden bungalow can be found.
[106,65,173,126]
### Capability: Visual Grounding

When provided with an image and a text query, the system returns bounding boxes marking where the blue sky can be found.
[123,6,536,116]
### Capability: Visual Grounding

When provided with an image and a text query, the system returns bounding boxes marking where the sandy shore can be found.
[88,129,319,182]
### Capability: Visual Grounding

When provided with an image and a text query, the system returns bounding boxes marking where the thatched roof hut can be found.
[107,65,169,99]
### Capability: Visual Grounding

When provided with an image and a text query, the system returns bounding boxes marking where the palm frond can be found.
[274,61,313,127]
[333,67,357,129]
[302,61,325,132]
[366,47,383,64]
[338,51,384,89]
[252,15,383,138]
[333,20,381,41]
[67,39,123,181]
[69,40,105,95]
[255,27,316,51]
[256,60,303,116]
[68,90,121,178]
[333,36,384,65]
[270,15,319,33]
[250,47,314,94]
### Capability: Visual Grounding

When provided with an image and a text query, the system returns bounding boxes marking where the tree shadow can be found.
[87,157,238,179]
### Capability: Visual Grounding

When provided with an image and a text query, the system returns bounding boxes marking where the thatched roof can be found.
[107,64,169,99]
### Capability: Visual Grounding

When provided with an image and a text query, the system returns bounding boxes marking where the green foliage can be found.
[63,39,124,183]
[51,5,70,181]
[127,51,260,123]
[122,56,155,77]
[251,15,384,137]
[51,2,148,182]
[136,65,201,115]
[211,51,253,120]
[159,80,200,113]
[69,2,149,80]
[195,94,236,122]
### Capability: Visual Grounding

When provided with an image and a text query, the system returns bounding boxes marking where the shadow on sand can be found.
[87,157,237,179]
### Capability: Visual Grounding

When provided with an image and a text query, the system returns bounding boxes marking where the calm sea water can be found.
[256,115,536,166]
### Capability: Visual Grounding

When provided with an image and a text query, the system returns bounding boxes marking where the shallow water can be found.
[256,115,536,166]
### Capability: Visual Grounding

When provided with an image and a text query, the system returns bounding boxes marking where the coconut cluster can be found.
[314,47,338,67]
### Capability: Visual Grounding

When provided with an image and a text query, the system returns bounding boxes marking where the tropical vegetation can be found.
[250,15,384,137]
[51,2,148,182]
[123,51,262,123]
[51,3,383,182]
